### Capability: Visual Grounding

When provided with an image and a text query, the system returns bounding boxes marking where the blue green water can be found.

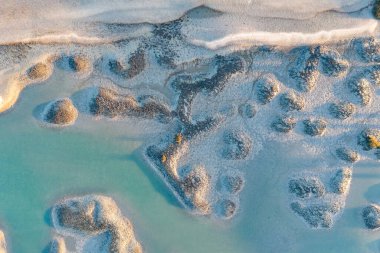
[1,73,380,253]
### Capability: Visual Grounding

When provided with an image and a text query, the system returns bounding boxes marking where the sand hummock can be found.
[271,115,296,133]
[279,91,305,111]
[27,62,50,80]
[255,74,281,104]
[289,177,325,199]
[42,98,78,126]
[348,78,372,106]
[51,194,143,253]
[289,168,352,229]
[363,204,380,229]
[68,55,91,73]
[222,130,252,160]
[319,47,349,77]
[329,102,355,120]
[303,119,327,136]
[289,46,320,92]
[335,148,359,163]
[330,168,352,195]
[358,128,380,151]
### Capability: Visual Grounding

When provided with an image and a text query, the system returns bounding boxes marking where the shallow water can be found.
[1,79,380,253]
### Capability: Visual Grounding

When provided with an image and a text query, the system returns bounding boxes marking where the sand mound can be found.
[222,130,252,160]
[255,74,281,104]
[271,115,296,133]
[108,49,146,79]
[27,63,50,80]
[238,102,256,119]
[43,98,78,125]
[330,168,352,195]
[181,165,211,214]
[329,102,355,120]
[289,46,320,92]
[336,148,359,163]
[279,91,305,111]
[68,55,91,73]
[291,201,342,228]
[363,204,380,229]
[303,119,327,136]
[355,37,380,63]
[348,78,372,106]
[289,177,325,199]
[319,47,349,77]
[51,194,142,253]
[358,128,380,151]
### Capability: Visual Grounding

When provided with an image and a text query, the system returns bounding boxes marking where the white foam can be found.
[190,20,378,49]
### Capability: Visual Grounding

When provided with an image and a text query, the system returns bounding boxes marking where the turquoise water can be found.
[1,73,380,253]
[0,78,244,253]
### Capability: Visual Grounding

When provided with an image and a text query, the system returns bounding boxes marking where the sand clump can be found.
[348,78,372,106]
[181,166,211,214]
[358,129,380,151]
[238,102,256,119]
[289,46,320,92]
[216,199,237,219]
[336,148,359,163]
[27,62,50,80]
[319,47,349,77]
[271,115,296,133]
[303,119,327,136]
[51,194,143,253]
[291,201,342,228]
[68,55,91,73]
[363,204,380,229]
[329,168,352,194]
[108,49,146,79]
[255,74,280,104]
[223,130,252,160]
[43,98,78,125]
[355,37,380,63]
[279,91,305,111]
[219,174,244,194]
[289,177,325,199]
[329,102,355,120]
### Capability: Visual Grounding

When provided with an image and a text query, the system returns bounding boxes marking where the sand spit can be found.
[42,98,78,126]
[144,54,245,217]
[51,195,142,253]
[0,55,54,114]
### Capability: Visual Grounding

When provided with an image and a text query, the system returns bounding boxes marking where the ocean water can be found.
[1,77,380,253]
